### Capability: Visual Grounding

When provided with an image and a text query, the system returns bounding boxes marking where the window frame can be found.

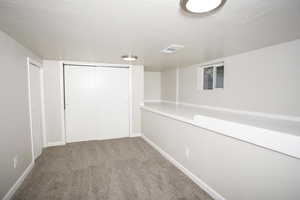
[203,66,214,90]
[214,65,224,89]
[197,62,224,91]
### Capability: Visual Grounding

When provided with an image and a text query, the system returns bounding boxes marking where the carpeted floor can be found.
[13,137,213,200]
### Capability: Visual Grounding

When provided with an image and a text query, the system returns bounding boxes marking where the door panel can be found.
[29,64,43,159]
[65,65,129,143]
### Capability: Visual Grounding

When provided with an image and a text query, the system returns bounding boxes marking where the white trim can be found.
[40,68,47,147]
[130,133,142,137]
[59,62,67,145]
[129,65,134,137]
[144,100,174,104]
[49,136,130,144]
[160,100,175,104]
[179,102,300,122]
[200,61,224,68]
[62,60,129,68]
[142,104,195,125]
[141,103,300,159]
[144,100,162,103]
[26,58,35,164]
[2,161,34,200]
[196,67,203,91]
[145,100,300,122]
[175,67,180,104]
[47,141,66,147]
[141,135,226,200]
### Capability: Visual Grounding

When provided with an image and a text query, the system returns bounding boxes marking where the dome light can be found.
[121,55,138,61]
[180,0,226,14]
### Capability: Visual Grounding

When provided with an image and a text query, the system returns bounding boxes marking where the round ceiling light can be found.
[121,55,138,61]
[180,0,226,14]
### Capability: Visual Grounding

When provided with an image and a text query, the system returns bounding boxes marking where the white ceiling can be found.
[0,0,300,71]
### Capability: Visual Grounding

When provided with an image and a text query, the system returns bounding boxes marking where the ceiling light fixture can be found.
[161,44,184,54]
[180,0,226,14]
[121,54,138,61]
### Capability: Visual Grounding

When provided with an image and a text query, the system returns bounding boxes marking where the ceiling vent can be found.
[161,44,184,54]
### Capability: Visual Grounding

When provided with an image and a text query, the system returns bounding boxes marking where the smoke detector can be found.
[161,44,184,54]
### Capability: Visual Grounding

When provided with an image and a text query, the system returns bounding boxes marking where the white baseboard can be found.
[3,161,34,200]
[144,100,162,103]
[141,135,226,200]
[130,133,142,137]
[47,141,66,147]
[144,100,176,104]
[161,100,176,104]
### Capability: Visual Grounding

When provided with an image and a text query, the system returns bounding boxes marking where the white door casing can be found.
[27,59,44,160]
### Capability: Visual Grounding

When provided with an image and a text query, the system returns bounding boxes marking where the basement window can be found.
[203,67,214,90]
[215,65,224,88]
[200,63,224,90]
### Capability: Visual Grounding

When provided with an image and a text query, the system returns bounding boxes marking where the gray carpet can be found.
[13,137,213,200]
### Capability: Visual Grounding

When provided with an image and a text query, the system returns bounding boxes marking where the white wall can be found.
[43,60,64,144]
[131,65,144,136]
[0,30,41,198]
[177,39,300,117]
[144,72,161,100]
[142,110,300,200]
[151,39,300,199]
[161,68,177,102]
[43,61,144,143]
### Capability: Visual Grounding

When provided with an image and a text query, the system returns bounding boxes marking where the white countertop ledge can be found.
[141,102,300,159]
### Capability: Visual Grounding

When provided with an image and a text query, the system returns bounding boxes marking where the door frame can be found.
[60,61,133,144]
[27,57,47,162]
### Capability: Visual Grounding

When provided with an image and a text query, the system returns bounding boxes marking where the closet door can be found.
[64,65,129,143]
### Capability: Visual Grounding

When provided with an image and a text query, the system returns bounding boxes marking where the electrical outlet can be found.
[13,156,18,169]
[185,146,190,160]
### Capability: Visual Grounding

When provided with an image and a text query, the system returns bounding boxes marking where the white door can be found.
[65,65,130,143]
[28,64,44,159]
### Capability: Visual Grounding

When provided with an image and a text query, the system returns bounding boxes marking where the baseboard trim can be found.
[130,133,142,137]
[161,100,176,104]
[141,135,226,200]
[47,141,66,147]
[3,161,34,200]
[144,100,161,103]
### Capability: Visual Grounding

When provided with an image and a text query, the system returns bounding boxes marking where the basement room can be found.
[0,0,300,200]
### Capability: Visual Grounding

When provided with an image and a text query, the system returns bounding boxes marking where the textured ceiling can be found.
[0,0,300,71]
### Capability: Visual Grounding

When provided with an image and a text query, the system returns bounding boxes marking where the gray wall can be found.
[161,68,177,101]
[142,110,300,200]
[0,30,41,198]
[162,39,300,116]
[144,72,161,100]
